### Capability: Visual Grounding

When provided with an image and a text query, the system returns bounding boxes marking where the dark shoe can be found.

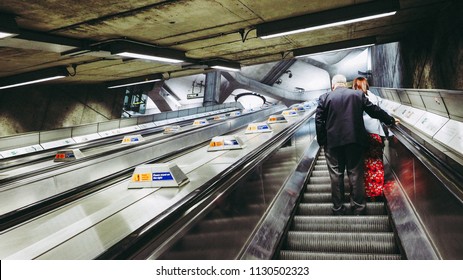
[332,205,346,216]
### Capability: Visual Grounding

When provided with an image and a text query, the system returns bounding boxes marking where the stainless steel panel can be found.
[166,111,179,119]
[97,119,120,132]
[187,108,198,116]
[119,118,138,128]
[397,89,411,105]
[440,90,463,121]
[405,90,425,109]
[137,115,155,124]
[152,112,167,121]
[0,132,40,151]
[71,123,98,137]
[39,128,73,142]
[420,91,448,118]
[387,89,401,103]
[386,131,463,259]
[178,110,188,117]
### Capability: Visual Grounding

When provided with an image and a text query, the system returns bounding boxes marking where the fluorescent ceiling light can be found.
[0,66,69,90]
[107,74,163,89]
[0,14,19,39]
[261,12,396,39]
[107,40,186,64]
[257,0,399,39]
[115,51,184,64]
[0,31,15,39]
[208,60,241,72]
[211,65,241,72]
[293,36,377,58]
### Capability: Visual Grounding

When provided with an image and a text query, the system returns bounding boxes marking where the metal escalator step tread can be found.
[291,216,392,232]
[297,202,386,215]
[308,177,331,184]
[285,232,399,254]
[305,184,331,193]
[279,251,402,260]
[313,165,328,171]
[302,193,336,203]
[308,177,351,185]
[316,160,326,165]
[311,170,330,177]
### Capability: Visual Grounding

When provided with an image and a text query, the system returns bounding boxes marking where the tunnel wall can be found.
[371,1,462,90]
[0,83,124,137]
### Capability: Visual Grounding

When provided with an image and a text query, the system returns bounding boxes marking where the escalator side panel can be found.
[385,136,462,259]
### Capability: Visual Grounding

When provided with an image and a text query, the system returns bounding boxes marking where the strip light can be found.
[0,66,69,90]
[208,59,241,72]
[293,37,377,58]
[261,12,396,39]
[107,74,163,89]
[115,51,184,64]
[0,31,15,39]
[257,1,399,39]
[107,40,186,64]
[211,65,241,72]
[0,14,19,39]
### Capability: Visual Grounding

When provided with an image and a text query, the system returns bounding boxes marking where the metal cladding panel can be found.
[178,109,188,117]
[98,119,120,131]
[166,111,179,119]
[120,118,138,128]
[137,115,154,124]
[40,128,73,142]
[0,133,39,151]
[404,90,425,109]
[420,91,448,118]
[397,89,411,105]
[152,112,167,121]
[72,123,98,137]
[386,89,401,103]
[440,90,463,122]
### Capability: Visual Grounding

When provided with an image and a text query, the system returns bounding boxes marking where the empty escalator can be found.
[278,149,404,260]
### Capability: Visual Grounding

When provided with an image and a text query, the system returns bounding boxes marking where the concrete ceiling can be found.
[0,0,452,86]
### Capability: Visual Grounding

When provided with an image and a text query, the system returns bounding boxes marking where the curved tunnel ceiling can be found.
[0,0,452,87]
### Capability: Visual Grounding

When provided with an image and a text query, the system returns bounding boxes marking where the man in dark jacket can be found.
[315,74,397,215]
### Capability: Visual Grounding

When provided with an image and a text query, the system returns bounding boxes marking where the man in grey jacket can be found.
[315,74,397,215]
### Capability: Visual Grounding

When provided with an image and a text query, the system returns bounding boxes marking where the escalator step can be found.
[291,216,392,232]
[285,232,399,254]
[297,202,386,215]
[311,170,330,177]
[305,184,331,193]
[313,165,328,171]
[316,160,327,165]
[279,251,402,260]
[308,177,331,184]
[302,193,332,203]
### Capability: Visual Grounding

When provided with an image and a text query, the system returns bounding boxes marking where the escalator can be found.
[278,149,403,260]
[157,147,298,259]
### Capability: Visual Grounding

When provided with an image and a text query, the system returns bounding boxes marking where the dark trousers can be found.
[325,143,366,214]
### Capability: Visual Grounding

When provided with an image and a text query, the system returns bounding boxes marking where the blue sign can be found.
[257,125,269,130]
[224,140,239,146]
[152,172,174,181]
